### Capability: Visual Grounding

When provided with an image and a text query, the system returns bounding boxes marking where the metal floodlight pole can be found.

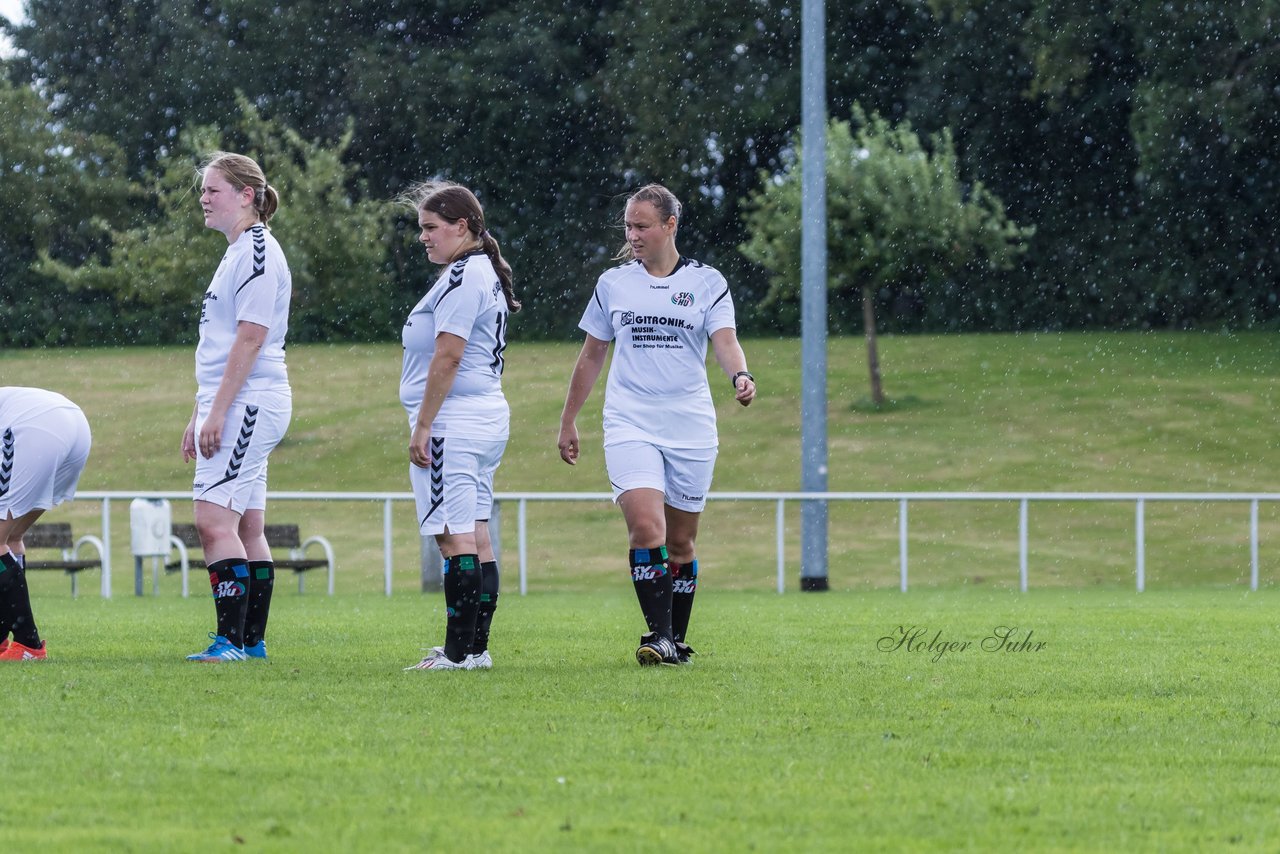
[799,0,829,590]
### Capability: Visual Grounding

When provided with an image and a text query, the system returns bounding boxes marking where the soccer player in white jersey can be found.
[558,184,757,666]
[399,182,520,672]
[182,152,292,663]
[0,387,92,661]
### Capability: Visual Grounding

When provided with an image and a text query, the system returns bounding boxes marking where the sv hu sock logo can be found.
[213,580,247,598]
[632,565,667,581]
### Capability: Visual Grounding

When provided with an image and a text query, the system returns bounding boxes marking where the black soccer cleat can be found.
[636,632,680,667]
[674,641,696,664]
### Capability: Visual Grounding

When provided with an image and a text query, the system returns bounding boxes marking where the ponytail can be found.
[479,229,520,313]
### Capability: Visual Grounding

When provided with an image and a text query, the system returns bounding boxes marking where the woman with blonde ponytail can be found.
[182,151,293,663]
[398,182,519,672]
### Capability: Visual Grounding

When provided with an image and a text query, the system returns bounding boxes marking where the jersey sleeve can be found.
[704,271,737,335]
[432,260,490,340]
[578,278,615,341]
[232,236,285,329]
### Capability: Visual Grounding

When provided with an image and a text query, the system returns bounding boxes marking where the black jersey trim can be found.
[710,286,731,309]
[235,226,268,295]
[432,261,467,309]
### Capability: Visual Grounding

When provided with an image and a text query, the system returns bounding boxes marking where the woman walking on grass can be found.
[0,387,92,662]
[183,152,292,663]
[399,182,520,672]
[557,183,756,667]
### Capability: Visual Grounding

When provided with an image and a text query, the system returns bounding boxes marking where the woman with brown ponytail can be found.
[398,182,520,672]
[183,151,293,663]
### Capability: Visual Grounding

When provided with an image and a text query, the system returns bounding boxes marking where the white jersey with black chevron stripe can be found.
[195,224,292,395]
[399,251,510,441]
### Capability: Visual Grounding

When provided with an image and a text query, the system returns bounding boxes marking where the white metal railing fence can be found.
[74,490,1280,597]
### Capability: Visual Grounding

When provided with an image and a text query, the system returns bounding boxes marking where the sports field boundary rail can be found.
[74,491,1280,597]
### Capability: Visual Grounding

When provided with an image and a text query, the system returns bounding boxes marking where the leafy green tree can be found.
[742,109,1032,404]
[0,77,138,347]
[40,96,393,343]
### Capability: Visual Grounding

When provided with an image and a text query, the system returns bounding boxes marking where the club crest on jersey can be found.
[671,292,695,307]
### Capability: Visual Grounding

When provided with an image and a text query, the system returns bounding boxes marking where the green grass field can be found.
[2,331,1278,595]
[3,333,1279,849]
[3,589,1278,851]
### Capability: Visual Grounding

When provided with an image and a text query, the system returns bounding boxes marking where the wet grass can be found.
[3,330,1278,596]
[2,588,1278,851]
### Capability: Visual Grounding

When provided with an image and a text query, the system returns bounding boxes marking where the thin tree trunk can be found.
[862,285,885,406]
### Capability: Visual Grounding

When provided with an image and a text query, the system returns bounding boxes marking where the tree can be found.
[0,77,136,347]
[742,109,1033,405]
[39,95,393,344]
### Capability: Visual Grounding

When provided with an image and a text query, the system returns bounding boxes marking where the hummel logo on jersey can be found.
[619,312,695,330]
[671,292,695,307]
[0,428,13,498]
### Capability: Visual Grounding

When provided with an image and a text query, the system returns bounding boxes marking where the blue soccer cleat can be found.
[186,633,247,662]
[243,640,268,660]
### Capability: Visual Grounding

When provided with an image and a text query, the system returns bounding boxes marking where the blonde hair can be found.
[399,181,520,312]
[614,183,681,261]
[202,151,279,224]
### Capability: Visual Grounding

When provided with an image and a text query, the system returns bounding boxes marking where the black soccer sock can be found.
[670,558,699,644]
[242,560,275,647]
[442,554,481,662]
[0,550,41,648]
[475,560,500,653]
[206,558,250,647]
[629,546,673,641]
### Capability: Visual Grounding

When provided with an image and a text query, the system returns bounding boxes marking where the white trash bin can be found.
[130,498,172,596]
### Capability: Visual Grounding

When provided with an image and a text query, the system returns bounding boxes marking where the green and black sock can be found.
[670,558,699,644]
[206,558,250,647]
[475,560,500,654]
[243,560,275,647]
[629,546,673,641]
[443,554,481,662]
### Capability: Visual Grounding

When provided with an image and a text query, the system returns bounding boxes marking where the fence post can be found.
[518,498,528,596]
[384,499,394,596]
[776,498,786,594]
[101,496,112,598]
[1250,499,1259,591]
[1135,498,1146,592]
[1019,498,1029,593]
[899,498,909,592]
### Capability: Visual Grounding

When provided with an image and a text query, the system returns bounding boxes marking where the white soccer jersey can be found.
[195,224,291,395]
[579,257,737,449]
[400,251,511,441]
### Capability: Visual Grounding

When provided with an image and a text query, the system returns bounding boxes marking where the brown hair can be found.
[202,151,279,224]
[614,183,682,261]
[400,181,520,313]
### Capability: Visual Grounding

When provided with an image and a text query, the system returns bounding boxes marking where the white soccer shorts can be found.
[0,407,92,518]
[604,440,717,513]
[192,390,291,515]
[410,434,507,537]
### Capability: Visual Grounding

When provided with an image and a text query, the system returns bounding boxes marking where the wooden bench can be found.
[22,522,106,597]
[166,523,335,595]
